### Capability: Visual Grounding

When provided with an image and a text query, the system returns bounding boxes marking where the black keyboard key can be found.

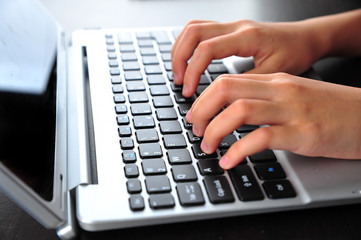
[123,61,140,71]
[139,142,163,158]
[170,83,182,92]
[228,165,264,201]
[203,176,235,204]
[128,92,149,103]
[150,85,170,96]
[127,179,142,193]
[178,103,192,116]
[186,131,201,143]
[124,71,142,80]
[117,32,133,44]
[114,94,126,103]
[153,96,174,108]
[197,159,224,175]
[116,115,130,125]
[167,149,192,165]
[236,124,258,133]
[115,104,127,114]
[111,76,122,84]
[126,81,146,91]
[122,150,137,163]
[136,129,159,143]
[149,194,175,209]
[172,165,197,182]
[163,134,187,149]
[142,158,167,175]
[133,116,155,129]
[249,149,277,163]
[131,103,152,115]
[143,56,159,65]
[192,144,217,159]
[196,85,208,96]
[207,63,228,74]
[145,175,171,193]
[112,85,124,93]
[145,65,163,75]
[118,126,132,137]
[124,164,139,178]
[147,74,166,85]
[120,137,134,150]
[121,53,138,61]
[174,92,195,103]
[129,195,145,211]
[254,162,286,180]
[199,74,211,85]
[219,134,237,149]
[263,180,296,199]
[176,182,205,206]
[159,120,182,134]
[156,108,178,120]
[182,118,193,130]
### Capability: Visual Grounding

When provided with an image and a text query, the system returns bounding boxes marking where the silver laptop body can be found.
[1,0,361,239]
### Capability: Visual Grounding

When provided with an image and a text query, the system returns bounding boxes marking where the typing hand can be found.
[185,73,361,169]
[171,20,321,97]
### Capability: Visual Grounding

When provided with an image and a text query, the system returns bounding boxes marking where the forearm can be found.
[300,9,361,59]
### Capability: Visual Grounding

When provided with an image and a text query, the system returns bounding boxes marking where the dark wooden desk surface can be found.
[1,0,361,239]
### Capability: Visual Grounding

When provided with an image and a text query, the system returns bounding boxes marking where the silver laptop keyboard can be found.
[105,30,296,211]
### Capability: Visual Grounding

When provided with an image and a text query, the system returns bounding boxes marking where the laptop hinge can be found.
[66,41,98,190]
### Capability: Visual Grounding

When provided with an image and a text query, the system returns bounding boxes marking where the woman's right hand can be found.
[171,19,326,97]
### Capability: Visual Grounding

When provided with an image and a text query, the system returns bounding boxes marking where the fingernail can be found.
[174,73,179,84]
[193,126,199,136]
[201,141,209,153]
[219,156,230,169]
[182,87,188,97]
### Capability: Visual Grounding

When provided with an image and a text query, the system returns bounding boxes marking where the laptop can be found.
[1,0,361,239]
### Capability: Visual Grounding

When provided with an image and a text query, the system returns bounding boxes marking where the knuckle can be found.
[255,127,274,148]
[197,40,214,54]
[213,75,232,100]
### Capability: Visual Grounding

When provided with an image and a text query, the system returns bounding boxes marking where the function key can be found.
[203,176,235,204]
[127,179,142,194]
[228,165,264,201]
[129,195,145,211]
[263,180,296,199]
[249,149,277,163]
[149,194,175,209]
[122,150,137,163]
[176,182,205,206]
[124,164,139,178]
[254,162,286,180]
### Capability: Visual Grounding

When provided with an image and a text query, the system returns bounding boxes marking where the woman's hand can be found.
[172,20,324,97]
[186,73,361,169]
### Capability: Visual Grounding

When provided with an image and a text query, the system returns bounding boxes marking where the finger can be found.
[201,99,287,154]
[187,76,276,130]
[182,31,263,97]
[172,21,233,85]
[219,125,298,169]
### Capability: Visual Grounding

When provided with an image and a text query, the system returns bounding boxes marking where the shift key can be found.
[228,165,264,201]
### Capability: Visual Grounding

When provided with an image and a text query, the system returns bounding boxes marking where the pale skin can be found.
[171,9,361,169]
